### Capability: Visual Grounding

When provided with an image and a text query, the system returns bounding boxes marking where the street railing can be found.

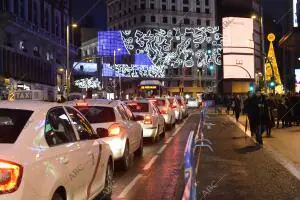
[182,101,214,200]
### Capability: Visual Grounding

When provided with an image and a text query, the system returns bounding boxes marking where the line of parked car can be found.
[0,95,194,200]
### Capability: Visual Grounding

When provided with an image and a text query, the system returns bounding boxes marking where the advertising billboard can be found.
[223,17,255,79]
[295,69,300,92]
[293,0,300,27]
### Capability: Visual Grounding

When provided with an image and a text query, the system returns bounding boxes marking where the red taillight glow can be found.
[108,124,124,136]
[171,103,177,109]
[160,107,168,114]
[76,102,88,107]
[144,115,153,125]
[0,161,23,194]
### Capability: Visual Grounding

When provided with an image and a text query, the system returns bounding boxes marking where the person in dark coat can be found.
[244,92,256,136]
[234,95,241,122]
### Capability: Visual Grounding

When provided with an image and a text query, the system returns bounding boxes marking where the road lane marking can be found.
[157,144,168,154]
[118,174,143,198]
[172,125,182,136]
[165,137,173,144]
[143,155,158,171]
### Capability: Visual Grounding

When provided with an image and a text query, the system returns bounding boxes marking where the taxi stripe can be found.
[86,144,102,199]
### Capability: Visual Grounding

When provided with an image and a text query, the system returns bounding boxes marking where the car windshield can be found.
[75,106,116,124]
[126,102,149,112]
[176,98,183,105]
[0,109,33,143]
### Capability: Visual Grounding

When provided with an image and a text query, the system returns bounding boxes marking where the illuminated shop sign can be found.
[140,86,158,90]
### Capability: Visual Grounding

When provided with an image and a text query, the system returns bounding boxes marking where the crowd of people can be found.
[209,90,300,146]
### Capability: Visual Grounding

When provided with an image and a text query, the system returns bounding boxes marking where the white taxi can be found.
[125,100,165,143]
[73,99,143,170]
[0,100,113,200]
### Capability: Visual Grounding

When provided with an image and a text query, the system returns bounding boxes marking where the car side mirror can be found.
[134,115,144,121]
[96,128,109,138]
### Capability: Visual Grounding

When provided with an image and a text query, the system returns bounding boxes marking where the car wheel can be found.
[134,134,143,157]
[122,142,130,170]
[52,192,64,200]
[98,161,113,200]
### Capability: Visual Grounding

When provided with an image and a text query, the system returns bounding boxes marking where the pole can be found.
[113,50,116,98]
[119,74,122,99]
[260,0,267,90]
[66,25,70,97]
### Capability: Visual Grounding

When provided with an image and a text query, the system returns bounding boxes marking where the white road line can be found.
[143,155,158,171]
[172,125,182,136]
[157,144,168,154]
[118,174,143,198]
[228,115,300,181]
[165,137,173,144]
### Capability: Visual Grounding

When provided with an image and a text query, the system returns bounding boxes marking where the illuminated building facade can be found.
[105,0,217,96]
[0,0,77,100]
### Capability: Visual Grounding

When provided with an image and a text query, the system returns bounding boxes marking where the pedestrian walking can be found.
[234,95,241,122]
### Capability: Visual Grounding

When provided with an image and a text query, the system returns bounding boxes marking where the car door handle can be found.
[59,156,69,165]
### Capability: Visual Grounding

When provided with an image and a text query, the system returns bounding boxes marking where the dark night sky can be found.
[72,0,107,30]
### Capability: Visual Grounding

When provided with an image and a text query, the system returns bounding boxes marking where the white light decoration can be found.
[121,27,222,70]
[74,78,101,89]
[106,64,166,78]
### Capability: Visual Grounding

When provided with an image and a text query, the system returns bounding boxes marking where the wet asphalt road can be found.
[111,110,200,200]
[196,114,300,200]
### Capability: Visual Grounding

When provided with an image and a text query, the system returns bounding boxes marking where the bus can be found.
[137,80,167,98]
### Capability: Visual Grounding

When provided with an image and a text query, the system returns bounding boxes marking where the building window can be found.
[196,8,200,13]
[134,17,137,24]
[172,5,176,11]
[55,15,59,36]
[206,20,210,26]
[183,7,189,12]
[20,0,25,18]
[33,46,40,56]
[172,17,177,24]
[172,0,175,2]
[205,8,210,14]
[163,17,168,23]
[19,41,25,50]
[33,1,38,25]
[150,3,154,9]
[197,0,200,5]
[14,0,19,15]
[205,0,209,6]
[151,16,156,22]
[141,4,145,9]
[184,18,190,24]
[197,19,201,25]
[45,9,50,31]
[162,5,166,10]
[141,16,146,22]
[46,52,50,60]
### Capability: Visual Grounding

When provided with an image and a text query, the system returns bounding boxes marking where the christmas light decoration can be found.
[74,78,101,89]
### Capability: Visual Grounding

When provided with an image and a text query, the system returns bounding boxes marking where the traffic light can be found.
[249,83,255,92]
[207,44,212,56]
[269,77,276,89]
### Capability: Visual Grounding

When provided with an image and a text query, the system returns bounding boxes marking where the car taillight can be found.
[108,124,124,136]
[160,107,168,114]
[0,161,23,194]
[144,115,153,125]
[171,103,177,109]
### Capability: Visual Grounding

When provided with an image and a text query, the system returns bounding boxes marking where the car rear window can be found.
[0,109,33,143]
[188,98,197,102]
[168,98,174,104]
[154,99,166,106]
[126,102,149,112]
[75,106,116,124]
[176,98,183,105]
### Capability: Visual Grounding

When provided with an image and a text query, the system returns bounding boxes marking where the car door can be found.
[122,104,141,152]
[42,107,88,199]
[152,104,163,133]
[64,107,104,199]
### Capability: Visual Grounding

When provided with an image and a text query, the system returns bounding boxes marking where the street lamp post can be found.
[113,48,122,99]
[66,23,78,98]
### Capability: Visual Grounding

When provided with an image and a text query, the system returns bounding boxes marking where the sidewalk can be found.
[230,113,300,176]
[195,113,300,200]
